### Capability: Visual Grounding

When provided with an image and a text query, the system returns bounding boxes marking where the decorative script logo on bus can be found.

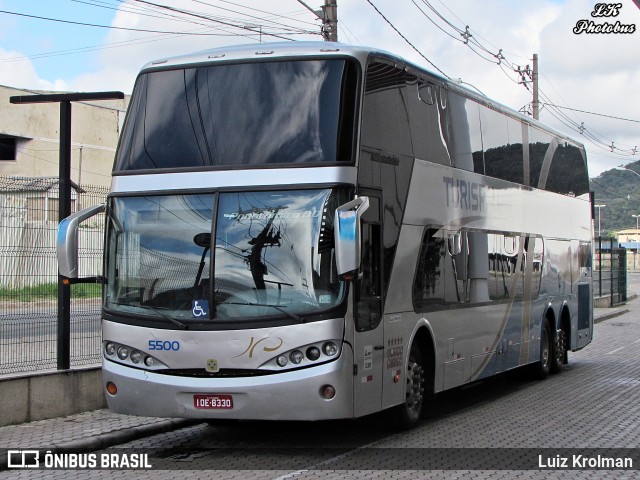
[224,209,320,220]
[235,336,284,359]
[443,176,486,212]
[573,3,636,34]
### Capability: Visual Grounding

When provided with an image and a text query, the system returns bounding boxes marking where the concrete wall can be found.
[0,85,129,187]
[0,367,106,427]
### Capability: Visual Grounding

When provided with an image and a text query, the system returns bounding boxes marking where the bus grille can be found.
[156,368,274,378]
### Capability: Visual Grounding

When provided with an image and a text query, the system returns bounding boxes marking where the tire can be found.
[392,341,426,429]
[533,319,552,379]
[551,328,567,374]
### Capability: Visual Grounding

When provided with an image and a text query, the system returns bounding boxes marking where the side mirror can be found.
[57,204,105,279]
[334,196,369,279]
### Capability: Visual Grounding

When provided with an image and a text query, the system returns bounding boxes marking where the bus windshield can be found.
[105,189,348,324]
[114,59,358,171]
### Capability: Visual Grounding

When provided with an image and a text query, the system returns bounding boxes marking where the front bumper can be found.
[102,345,354,421]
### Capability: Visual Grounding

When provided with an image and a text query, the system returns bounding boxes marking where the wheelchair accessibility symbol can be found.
[192,299,209,318]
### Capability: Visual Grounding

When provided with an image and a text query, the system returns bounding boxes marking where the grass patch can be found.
[0,282,102,301]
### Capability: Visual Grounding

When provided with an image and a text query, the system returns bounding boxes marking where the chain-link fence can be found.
[0,176,108,375]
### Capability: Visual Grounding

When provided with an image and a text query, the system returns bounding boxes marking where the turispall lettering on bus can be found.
[443,176,486,212]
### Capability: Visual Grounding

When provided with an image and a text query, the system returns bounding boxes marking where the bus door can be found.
[353,192,384,417]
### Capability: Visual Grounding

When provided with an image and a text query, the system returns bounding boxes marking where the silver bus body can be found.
[59,42,593,425]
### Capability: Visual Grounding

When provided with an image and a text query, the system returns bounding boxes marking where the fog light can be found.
[106,382,118,395]
[130,350,142,364]
[320,384,336,400]
[306,346,321,361]
[290,350,304,364]
[105,342,116,356]
[322,342,338,356]
[276,355,288,367]
[117,346,129,360]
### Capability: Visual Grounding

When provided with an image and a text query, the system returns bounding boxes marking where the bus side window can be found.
[413,229,447,311]
[356,195,382,332]
[488,233,518,300]
[546,141,589,197]
[356,222,382,331]
[410,80,452,166]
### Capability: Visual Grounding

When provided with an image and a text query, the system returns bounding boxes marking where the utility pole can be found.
[532,53,539,120]
[323,0,338,42]
[297,0,337,41]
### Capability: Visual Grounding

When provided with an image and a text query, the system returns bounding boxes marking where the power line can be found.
[0,5,317,41]
[543,103,640,124]
[0,8,245,36]
[189,0,316,31]
[364,0,450,79]
[128,0,312,41]
[394,0,639,164]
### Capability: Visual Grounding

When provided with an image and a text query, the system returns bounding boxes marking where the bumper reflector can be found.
[106,382,118,396]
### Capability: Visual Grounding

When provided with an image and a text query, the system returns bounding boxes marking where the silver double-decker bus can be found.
[58,42,593,428]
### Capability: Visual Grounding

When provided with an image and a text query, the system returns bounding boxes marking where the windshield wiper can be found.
[148,307,188,330]
[111,303,187,330]
[221,302,306,323]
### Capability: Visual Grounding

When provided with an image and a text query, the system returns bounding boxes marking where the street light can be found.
[595,204,606,238]
[633,214,640,270]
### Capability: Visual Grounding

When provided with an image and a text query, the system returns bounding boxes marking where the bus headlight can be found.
[260,340,342,371]
[130,350,143,364]
[103,341,168,371]
[105,342,117,356]
[290,350,304,364]
[306,346,321,361]
[322,342,338,356]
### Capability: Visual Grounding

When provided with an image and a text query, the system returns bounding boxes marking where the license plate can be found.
[193,394,233,409]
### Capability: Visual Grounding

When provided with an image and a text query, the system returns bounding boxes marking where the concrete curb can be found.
[58,418,202,451]
[595,308,630,323]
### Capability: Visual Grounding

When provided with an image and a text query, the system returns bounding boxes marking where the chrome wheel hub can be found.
[406,360,425,410]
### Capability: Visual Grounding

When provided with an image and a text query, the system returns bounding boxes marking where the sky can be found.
[0,0,638,178]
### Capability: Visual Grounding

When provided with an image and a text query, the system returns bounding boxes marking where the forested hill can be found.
[590,160,640,236]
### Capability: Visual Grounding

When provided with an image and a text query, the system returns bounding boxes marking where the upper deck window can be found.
[114,59,358,172]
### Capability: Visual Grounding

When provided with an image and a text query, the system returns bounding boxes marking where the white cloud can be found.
[0,48,68,91]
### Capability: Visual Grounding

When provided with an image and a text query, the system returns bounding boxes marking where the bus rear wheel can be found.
[533,319,551,379]
[551,328,567,373]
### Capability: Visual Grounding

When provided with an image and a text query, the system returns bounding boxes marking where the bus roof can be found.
[140,41,376,72]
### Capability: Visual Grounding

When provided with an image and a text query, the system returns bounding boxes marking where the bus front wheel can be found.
[393,341,425,429]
